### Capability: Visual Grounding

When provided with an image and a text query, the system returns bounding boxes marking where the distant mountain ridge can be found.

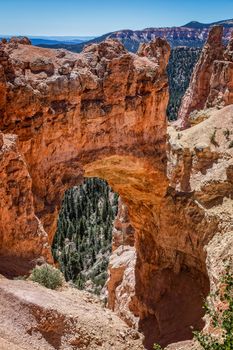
[183,19,233,28]
[37,18,233,53]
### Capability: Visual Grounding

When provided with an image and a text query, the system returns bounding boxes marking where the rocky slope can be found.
[37,19,233,53]
[179,26,233,126]
[0,276,144,350]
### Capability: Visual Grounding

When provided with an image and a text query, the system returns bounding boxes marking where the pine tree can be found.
[52,178,119,294]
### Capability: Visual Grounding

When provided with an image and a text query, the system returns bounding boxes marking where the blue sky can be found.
[1,0,233,36]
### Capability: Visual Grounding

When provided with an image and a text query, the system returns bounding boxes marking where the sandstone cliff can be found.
[178,26,233,127]
[0,37,171,348]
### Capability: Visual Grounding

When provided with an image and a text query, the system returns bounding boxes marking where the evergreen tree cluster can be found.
[167,47,201,120]
[52,177,119,294]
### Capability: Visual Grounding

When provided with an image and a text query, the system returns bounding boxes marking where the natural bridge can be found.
[0,38,213,348]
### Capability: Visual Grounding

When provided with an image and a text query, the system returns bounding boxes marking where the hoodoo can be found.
[179,25,233,127]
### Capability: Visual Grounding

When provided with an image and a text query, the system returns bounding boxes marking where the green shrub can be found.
[194,266,233,349]
[153,344,163,350]
[30,264,64,290]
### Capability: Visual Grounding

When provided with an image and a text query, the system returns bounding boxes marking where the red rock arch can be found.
[0,38,211,348]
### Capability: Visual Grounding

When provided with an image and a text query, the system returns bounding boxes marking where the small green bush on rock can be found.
[30,264,64,290]
[194,266,233,350]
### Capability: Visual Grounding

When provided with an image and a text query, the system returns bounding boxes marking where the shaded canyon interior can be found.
[0,26,233,350]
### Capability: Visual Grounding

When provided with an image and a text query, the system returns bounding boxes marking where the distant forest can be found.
[52,178,118,295]
[167,47,201,120]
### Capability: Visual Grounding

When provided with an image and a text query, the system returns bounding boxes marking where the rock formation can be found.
[167,105,233,349]
[0,34,233,350]
[178,26,233,127]
[0,38,169,252]
[207,31,233,108]
[107,198,137,327]
[0,133,51,278]
[0,37,171,347]
[178,26,224,127]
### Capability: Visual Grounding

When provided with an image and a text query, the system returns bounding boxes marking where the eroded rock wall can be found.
[0,132,51,277]
[166,105,233,350]
[107,198,137,327]
[178,26,233,127]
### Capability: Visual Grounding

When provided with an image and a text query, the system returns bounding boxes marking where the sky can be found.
[1,0,233,37]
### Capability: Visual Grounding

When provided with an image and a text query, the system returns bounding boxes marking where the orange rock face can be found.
[178,26,233,127]
[107,198,137,327]
[0,133,51,277]
[178,26,224,127]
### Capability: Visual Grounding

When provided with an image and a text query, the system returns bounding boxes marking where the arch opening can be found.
[52,177,119,295]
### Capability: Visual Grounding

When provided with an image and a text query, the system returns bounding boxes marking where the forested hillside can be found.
[167,47,201,120]
[52,178,119,294]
